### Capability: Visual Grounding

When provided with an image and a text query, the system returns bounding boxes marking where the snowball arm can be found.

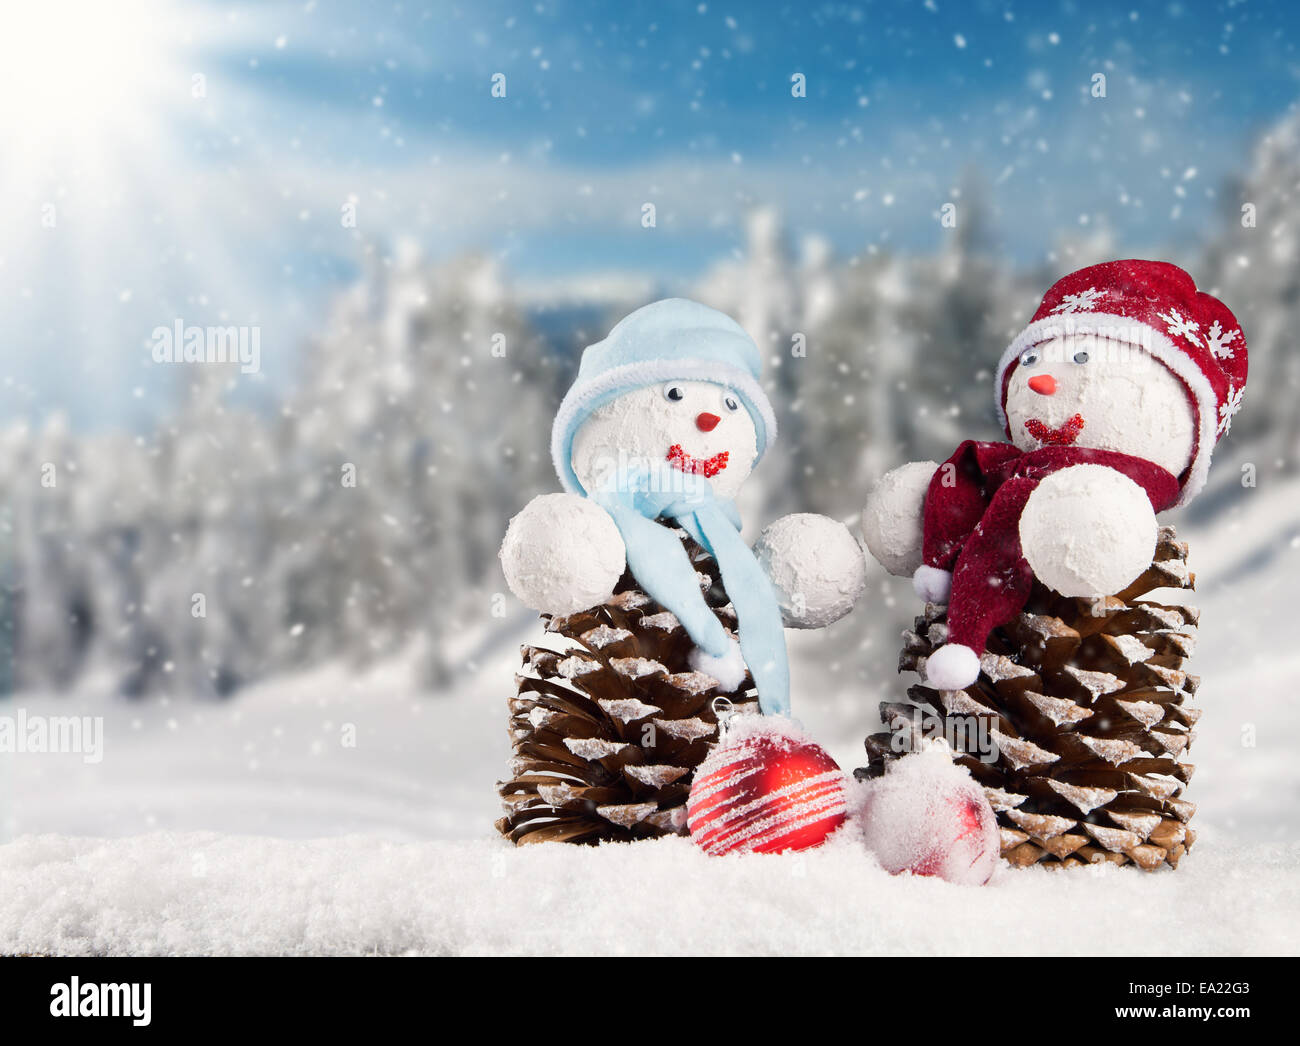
[753,513,867,629]
[499,493,627,615]
[861,461,938,577]
[1019,464,1159,597]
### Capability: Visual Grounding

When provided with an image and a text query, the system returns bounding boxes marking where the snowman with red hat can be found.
[862,259,1248,692]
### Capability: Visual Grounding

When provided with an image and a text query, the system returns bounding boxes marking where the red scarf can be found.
[922,441,1180,654]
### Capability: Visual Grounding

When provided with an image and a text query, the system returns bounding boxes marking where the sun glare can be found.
[0,1,182,169]
[0,0,261,402]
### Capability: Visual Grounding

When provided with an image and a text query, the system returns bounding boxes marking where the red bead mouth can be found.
[1025,413,1085,446]
[666,444,729,478]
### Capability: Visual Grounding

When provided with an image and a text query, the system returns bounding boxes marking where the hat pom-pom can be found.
[912,565,952,604]
[689,639,748,693]
[924,643,980,691]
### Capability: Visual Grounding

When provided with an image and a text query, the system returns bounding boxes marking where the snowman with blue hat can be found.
[500,298,867,719]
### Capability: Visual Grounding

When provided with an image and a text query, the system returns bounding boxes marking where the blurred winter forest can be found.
[2,110,1297,702]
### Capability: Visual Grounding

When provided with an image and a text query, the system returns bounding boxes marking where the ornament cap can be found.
[711,696,737,739]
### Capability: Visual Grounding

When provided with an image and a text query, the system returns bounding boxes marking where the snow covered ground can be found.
[3,831,1295,956]
[1,483,1297,955]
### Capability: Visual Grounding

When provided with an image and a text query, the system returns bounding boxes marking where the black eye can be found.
[1019,348,1040,368]
[723,395,739,412]
[1073,350,1089,365]
[663,384,685,403]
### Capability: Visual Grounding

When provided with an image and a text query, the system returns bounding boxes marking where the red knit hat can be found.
[994,260,1248,506]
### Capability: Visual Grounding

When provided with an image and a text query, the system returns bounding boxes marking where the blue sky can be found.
[4,0,1298,427]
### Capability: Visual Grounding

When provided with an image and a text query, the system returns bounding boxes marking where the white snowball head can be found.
[570,381,758,500]
[499,493,626,615]
[857,745,1000,885]
[753,513,867,629]
[1018,463,1157,597]
[1005,334,1196,478]
[861,460,938,577]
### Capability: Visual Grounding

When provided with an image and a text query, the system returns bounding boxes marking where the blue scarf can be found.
[590,462,790,716]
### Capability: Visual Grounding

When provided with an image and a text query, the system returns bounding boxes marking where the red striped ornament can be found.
[687,726,848,856]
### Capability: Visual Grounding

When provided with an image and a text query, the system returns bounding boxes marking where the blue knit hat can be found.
[551,298,778,494]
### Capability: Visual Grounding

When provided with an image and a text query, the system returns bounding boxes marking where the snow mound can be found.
[0,832,1296,957]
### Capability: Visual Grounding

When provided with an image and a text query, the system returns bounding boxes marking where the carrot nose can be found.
[696,412,721,432]
[1028,374,1057,396]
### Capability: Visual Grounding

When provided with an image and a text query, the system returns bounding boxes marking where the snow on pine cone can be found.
[497,527,759,845]
[858,526,1200,872]
[687,718,848,856]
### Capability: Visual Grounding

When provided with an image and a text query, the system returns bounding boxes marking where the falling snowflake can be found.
[1218,384,1244,436]
[1205,319,1239,360]
[1157,308,1201,347]
[1051,287,1103,314]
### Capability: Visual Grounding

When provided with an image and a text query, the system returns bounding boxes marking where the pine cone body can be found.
[858,526,1200,871]
[498,529,757,845]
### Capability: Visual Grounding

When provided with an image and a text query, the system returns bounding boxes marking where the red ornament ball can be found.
[687,719,848,856]
[858,745,1001,885]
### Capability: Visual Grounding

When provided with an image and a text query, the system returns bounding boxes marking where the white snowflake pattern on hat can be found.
[1205,319,1240,360]
[1218,384,1244,436]
[1050,287,1103,314]
[1157,307,1202,347]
